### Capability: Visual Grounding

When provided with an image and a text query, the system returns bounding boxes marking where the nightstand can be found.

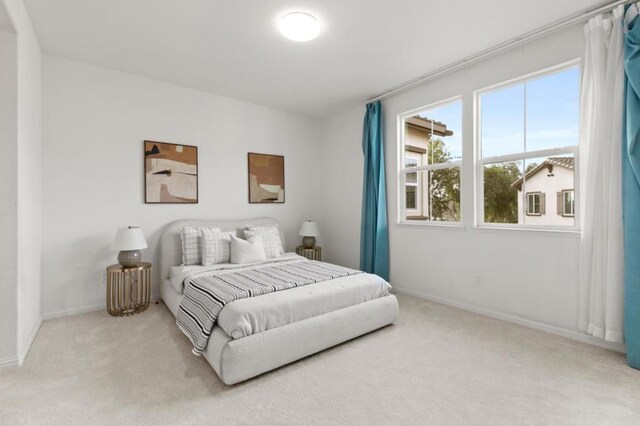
[296,246,322,261]
[106,262,151,316]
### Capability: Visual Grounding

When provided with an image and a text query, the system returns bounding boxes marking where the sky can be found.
[416,100,463,160]
[481,66,580,158]
[414,66,580,162]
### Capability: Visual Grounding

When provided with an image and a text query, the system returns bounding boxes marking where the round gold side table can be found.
[295,245,322,261]
[106,262,151,316]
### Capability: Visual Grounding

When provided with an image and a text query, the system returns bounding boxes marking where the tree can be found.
[426,138,460,221]
[483,162,522,223]
[415,138,521,223]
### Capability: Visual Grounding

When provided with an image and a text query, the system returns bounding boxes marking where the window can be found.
[561,190,575,216]
[399,99,462,223]
[405,155,419,210]
[526,192,545,216]
[477,64,579,229]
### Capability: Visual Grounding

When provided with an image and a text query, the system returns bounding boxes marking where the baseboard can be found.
[18,315,43,365]
[43,303,105,320]
[393,287,626,354]
[0,356,19,370]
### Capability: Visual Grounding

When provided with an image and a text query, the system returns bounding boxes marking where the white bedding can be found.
[217,271,391,339]
[169,252,302,293]
[163,256,392,340]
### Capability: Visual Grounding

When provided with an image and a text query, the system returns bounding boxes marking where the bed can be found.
[159,218,399,385]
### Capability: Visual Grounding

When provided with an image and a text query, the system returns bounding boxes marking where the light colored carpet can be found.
[1,293,639,425]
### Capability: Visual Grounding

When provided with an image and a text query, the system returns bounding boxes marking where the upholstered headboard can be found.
[158,217,285,281]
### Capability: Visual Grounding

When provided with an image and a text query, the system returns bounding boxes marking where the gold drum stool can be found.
[106,262,151,316]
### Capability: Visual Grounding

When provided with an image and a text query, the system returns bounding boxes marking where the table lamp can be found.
[298,220,319,249]
[113,226,148,267]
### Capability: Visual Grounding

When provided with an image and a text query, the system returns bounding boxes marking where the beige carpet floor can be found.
[1,293,640,425]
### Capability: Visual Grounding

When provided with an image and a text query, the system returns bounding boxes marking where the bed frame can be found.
[159,218,399,385]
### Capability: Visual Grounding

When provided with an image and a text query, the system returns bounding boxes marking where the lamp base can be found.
[118,249,142,268]
[302,236,316,249]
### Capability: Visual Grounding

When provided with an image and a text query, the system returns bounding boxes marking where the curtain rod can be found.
[366,0,630,104]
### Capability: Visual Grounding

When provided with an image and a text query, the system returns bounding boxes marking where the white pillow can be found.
[179,226,220,265]
[244,225,284,258]
[230,234,266,264]
[202,229,234,265]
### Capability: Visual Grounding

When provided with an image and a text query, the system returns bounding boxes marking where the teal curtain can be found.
[360,101,389,281]
[624,10,640,369]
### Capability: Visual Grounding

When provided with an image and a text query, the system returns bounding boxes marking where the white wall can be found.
[0,25,19,365]
[321,25,602,340]
[42,55,323,316]
[320,106,363,270]
[0,0,42,367]
[11,0,42,363]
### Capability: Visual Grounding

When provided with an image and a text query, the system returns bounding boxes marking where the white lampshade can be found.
[113,226,148,251]
[298,220,320,237]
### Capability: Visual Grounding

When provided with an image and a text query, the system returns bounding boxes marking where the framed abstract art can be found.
[144,140,198,203]
[247,152,285,203]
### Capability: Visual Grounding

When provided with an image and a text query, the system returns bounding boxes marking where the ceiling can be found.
[25,0,604,117]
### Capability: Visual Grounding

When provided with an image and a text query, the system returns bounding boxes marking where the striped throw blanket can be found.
[176,259,361,355]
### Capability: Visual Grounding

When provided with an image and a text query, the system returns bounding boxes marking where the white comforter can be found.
[169,254,392,339]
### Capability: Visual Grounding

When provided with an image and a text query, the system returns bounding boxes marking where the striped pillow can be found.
[202,229,234,265]
[245,225,284,258]
[179,226,220,265]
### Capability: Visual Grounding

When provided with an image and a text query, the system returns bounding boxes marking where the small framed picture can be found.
[144,140,198,203]
[248,152,285,203]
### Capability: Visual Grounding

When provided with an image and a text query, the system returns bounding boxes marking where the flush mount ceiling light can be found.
[278,12,320,42]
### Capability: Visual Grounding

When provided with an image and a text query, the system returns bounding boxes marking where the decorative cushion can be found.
[245,225,284,258]
[230,234,267,264]
[202,229,234,265]
[179,226,220,265]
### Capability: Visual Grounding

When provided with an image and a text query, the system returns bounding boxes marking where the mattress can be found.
[161,272,391,339]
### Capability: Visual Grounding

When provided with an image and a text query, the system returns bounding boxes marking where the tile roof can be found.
[511,156,574,189]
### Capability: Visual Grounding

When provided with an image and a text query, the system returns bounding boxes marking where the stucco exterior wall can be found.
[516,165,574,226]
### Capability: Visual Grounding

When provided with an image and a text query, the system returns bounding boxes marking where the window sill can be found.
[397,221,466,231]
[474,225,580,237]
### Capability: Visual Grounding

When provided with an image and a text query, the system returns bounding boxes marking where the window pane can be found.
[431,168,460,221]
[521,155,575,226]
[405,168,460,222]
[522,157,547,224]
[406,186,417,210]
[405,155,418,184]
[483,160,523,224]
[480,84,525,158]
[526,67,580,152]
[404,100,462,165]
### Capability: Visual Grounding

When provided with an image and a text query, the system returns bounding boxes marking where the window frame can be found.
[397,96,463,227]
[473,60,581,232]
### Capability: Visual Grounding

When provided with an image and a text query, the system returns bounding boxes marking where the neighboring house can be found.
[404,116,454,220]
[512,157,575,226]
